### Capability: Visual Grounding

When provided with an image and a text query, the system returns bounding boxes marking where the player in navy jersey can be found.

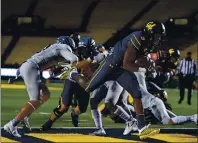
[78,21,166,139]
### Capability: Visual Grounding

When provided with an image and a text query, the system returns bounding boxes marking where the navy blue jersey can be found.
[78,37,98,60]
[107,31,143,66]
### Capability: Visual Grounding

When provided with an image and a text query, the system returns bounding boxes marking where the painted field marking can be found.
[1,84,62,91]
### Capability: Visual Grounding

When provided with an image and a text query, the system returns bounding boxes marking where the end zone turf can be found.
[1,128,197,143]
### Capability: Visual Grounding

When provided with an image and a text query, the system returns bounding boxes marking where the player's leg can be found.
[71,85,90,127]
[147,81,165,96]
[119,90,135,116]
[178,79,185,104]
[150,97,197,125]
[117,71,160,139]
[104,81,137,135]
[21,82,51,132]
[90,85,108,136]
[168,109,197,125]
[149,97,171,124]
[41,79,75,130]
[85,60,117,93]
[117,72,146,128]
[4,62,43,137]
[187,81,193,105]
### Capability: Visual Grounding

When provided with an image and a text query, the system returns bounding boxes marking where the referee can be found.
[177,52,196,105]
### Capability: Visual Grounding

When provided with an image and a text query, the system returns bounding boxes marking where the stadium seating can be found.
[33,0,93,28]
[131,0,198,29]
[5,37,56,65]
[1,0,32,21]
[1,36,12,56]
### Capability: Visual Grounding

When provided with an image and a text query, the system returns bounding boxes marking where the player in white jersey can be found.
[41,40,107,130]
[134,71,197,125]
[97,59,197,132]
[98,72,197,128]
[3,36,78,137]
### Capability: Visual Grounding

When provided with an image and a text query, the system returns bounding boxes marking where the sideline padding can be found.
[1,84,62,91]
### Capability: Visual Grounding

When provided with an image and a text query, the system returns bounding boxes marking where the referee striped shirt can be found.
[178,58,196,75]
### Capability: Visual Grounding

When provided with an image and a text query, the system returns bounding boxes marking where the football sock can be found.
[11,118,20,127]
[114,105,131,122]
[91,109,103,129]
[136,114,146,130]
[171,116,192,124]
[14,101,39,126]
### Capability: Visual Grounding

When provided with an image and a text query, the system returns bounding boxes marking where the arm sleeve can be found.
[60,49,78,64]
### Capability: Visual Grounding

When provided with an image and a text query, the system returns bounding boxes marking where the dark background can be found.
[1,0,198,67]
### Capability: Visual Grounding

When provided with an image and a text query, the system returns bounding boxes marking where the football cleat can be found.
[138,123,160,140]
[21,117,31,132]
[41,120,53,131]
[71,109,79,127]
[123,119,138,135]
[4,121,21,138]
[89,128,106,136]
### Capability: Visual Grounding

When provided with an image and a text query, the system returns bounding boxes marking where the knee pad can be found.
[105,102,116,112]
[90,98,99,109]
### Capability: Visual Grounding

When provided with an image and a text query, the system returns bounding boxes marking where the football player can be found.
[99,73,197,127]
[90,80,137,136]
[154,48,180,86]
[76,21,166,139]
[3,36,79,137]
[41,38,107,130]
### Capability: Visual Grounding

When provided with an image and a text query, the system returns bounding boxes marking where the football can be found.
[135,56,149,67]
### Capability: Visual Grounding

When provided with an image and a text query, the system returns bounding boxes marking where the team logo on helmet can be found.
[146,22,156,30]
[169,49,175,55]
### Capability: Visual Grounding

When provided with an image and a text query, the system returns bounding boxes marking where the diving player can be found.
[3,36,78,137]
[77,21,166,139]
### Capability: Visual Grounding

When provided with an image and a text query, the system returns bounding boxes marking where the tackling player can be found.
[3,36,79,137]
[41,38,107,130]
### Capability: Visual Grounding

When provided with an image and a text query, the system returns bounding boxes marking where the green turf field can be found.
[1,80,197,128]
